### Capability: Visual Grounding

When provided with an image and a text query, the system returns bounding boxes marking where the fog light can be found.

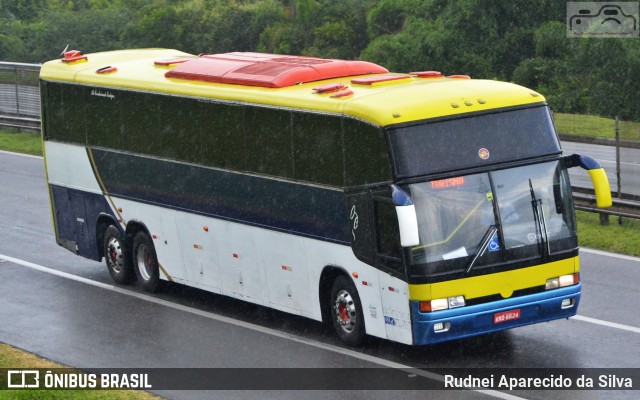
[434,322,450,333]
[561,298,574,309]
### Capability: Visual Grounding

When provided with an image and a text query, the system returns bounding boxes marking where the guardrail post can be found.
[599,213,609,225]
[615,116,623,225]
[14,66,21,118]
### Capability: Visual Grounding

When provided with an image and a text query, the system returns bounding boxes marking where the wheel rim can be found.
[333,289,357,333]
[106,237,123,273]
[136,244,153,281]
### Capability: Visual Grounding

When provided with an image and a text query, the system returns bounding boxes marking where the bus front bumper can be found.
[410,284,581,345]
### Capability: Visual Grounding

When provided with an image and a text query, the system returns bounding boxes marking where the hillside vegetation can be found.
[2,0,639,121]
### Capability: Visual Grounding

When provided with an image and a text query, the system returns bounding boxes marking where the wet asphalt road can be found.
[0,150,639,400]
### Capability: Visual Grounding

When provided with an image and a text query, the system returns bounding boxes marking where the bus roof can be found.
[40,48,545,126]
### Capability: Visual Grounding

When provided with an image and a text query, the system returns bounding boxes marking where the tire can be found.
[330,275,366,346]
[103,225,135,284]
[132,231,161,293]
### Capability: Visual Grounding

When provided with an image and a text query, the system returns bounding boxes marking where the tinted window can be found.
[388,106,561,178]
[246,107,293,178]
[343,119,392,186]
[374,199,402,259]
[194,100,245,170]
[86,87,124,149]
[119,91,159,155]
[293,113,343,186]
[157,95,195,161]
[43,82,86,144]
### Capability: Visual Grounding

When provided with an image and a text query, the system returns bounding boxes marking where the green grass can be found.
[554,113,640,142]
[575,211,640,257]
[0,344,160,399]
[0,129,42,156]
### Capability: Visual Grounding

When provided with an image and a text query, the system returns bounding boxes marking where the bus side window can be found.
[245,107,293,178]
[373,198,404,277]
[293,113,344,186]
[348,193,374,265]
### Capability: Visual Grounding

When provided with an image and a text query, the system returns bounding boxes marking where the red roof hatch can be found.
[165,52,388,88]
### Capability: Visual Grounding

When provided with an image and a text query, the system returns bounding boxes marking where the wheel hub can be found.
[106,238,123,273]
[136,244,153,281]
[333,290,357,333]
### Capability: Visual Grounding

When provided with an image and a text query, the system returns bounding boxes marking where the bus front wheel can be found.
[103,225,135,284]
[330,275,366,346]
[132,231,161,293]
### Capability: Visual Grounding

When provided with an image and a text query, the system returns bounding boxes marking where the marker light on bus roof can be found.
[330,90,354,98]
[446,75,471,79]
[313,83,347,94]
[61,49,88,63]
[410,71,443,78]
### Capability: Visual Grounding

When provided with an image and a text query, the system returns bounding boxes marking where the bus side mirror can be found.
[391,185,420,247]
[565,154,612,208]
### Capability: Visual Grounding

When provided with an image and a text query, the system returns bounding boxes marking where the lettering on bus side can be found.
[347,193,374,265]
[350,205,359,240]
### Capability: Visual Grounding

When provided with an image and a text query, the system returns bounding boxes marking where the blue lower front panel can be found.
[411,284,581,345]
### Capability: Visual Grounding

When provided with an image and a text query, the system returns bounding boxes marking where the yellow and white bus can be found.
[40,49,611,346]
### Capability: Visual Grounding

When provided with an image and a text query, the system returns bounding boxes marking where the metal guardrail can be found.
[573,192,640,220]
[0,115,41,130]
[0,61,41,131]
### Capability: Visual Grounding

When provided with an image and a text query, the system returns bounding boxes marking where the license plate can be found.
[494,309,521,324]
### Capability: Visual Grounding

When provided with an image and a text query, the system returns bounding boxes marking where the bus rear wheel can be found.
[103,225,135,284]
[330,275,366,346]
[132,231,161,293]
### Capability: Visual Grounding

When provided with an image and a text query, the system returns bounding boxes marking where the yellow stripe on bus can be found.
[408,256,579,301]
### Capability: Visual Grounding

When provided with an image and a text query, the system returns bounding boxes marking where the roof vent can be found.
[164,52,388,88]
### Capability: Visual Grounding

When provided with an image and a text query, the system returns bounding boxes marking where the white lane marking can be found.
[572,315,640,334]
[580,247,640,263]
[0,253,525,400]
[0,149,43,159]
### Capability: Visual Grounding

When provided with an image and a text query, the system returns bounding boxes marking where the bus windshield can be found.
[406,161,577,278]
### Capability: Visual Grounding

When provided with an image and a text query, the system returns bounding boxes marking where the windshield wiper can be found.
[466,225,498,275]
[529,179,550,258]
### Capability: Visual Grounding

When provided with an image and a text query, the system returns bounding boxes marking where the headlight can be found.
[419,296,466,312]
[546,273,579,290]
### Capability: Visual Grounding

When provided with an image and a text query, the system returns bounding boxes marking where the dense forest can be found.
[2,0,639,120]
